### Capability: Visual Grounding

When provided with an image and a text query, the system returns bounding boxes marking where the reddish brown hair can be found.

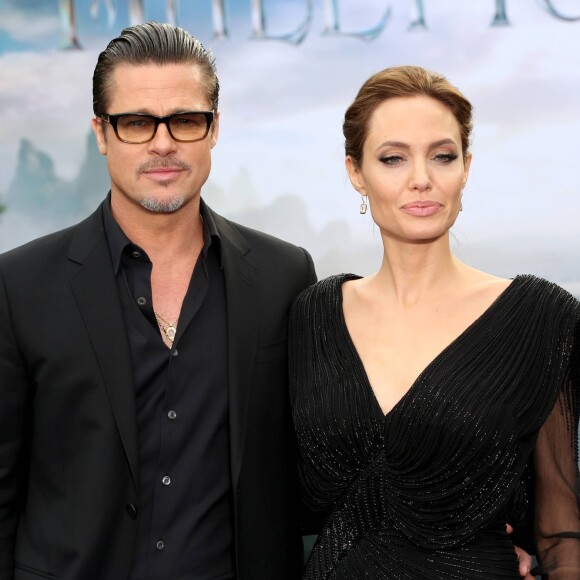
[343,65,473,165]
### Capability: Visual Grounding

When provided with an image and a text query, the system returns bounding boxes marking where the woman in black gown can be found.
[289,66,580,579]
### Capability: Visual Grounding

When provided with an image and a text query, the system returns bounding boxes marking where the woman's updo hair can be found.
[343,65,473,165]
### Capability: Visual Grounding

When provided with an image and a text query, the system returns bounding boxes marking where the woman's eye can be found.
[434,153,458,163]
[380,155,403,165]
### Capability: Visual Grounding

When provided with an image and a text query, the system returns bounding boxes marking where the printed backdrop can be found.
[1,1,579,294]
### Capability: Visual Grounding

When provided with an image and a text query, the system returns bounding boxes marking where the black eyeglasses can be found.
[100,111,214,144]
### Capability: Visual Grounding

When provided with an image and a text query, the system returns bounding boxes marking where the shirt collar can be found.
[199,197,223,268]
[102,194,223,274]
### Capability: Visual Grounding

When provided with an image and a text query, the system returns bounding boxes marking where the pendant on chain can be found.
[164,324,177,342]
[154,312,177,343]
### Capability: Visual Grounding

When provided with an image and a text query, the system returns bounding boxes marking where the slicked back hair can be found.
[93,21,219,117]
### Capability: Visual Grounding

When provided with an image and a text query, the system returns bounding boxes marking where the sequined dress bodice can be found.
[289,274,580,579]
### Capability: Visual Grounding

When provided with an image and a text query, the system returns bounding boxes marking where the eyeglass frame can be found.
[99,111,215,144]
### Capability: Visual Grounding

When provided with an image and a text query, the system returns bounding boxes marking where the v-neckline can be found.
[337,274,521,420]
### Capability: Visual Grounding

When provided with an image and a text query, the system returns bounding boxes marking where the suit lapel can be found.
[211,211,260,487]
[68,208,139,488]
[67,204,261,491]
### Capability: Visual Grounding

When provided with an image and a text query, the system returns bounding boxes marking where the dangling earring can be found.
[359,196,368,214]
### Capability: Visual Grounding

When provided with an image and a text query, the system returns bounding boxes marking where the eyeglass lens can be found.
[116,113,210,142]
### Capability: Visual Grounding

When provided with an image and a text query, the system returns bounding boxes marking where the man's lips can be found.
[139,163,189,182]
[137,159,191,181]
[142,167,184,180]
[401,201,442,217]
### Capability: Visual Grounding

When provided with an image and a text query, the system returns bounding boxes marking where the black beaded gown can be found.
[289,274,580,579]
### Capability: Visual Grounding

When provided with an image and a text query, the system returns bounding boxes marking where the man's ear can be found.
[210,110,220,149]
[91,117,108,156]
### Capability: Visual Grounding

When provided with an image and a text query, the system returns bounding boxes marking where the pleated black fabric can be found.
[289,274,580,579]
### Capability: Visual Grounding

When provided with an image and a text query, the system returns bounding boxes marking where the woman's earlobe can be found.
[346,156,365,194]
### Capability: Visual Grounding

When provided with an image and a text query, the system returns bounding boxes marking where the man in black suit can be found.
[0,22,315,580]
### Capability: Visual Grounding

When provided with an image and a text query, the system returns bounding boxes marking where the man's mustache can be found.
[137,158,192,174]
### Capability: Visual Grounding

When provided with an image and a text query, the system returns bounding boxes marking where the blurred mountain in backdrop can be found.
[4,133,108,218]
[1,133,579,298]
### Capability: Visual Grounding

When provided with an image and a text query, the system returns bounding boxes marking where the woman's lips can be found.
[401,201,442,217]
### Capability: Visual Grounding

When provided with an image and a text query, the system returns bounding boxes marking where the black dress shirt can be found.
[103,197,234,580]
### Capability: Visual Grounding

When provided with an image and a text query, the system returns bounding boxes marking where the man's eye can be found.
[119,116,153,129]
[174,115,205,127]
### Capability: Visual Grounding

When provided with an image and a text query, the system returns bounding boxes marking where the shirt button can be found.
[126,503,138,519]
[162,475,171,486]
[137,296,146,306]
[172,348,179,357]
[132,250,141,259]
[167,410,177,420]
[156,540,165,551]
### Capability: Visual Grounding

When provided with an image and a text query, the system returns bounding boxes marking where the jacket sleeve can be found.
[300,247,317,289]
[0,267,31,580]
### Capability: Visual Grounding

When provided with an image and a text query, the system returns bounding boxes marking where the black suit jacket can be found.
[0,201,316,580]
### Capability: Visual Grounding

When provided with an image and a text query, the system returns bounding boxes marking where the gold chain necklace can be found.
[152,213,202,343]
[154,311,178,342]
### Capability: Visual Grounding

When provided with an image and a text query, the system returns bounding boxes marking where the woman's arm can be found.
[532,335,580,578]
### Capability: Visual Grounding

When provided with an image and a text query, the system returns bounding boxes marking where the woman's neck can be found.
[372,234,465,307]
